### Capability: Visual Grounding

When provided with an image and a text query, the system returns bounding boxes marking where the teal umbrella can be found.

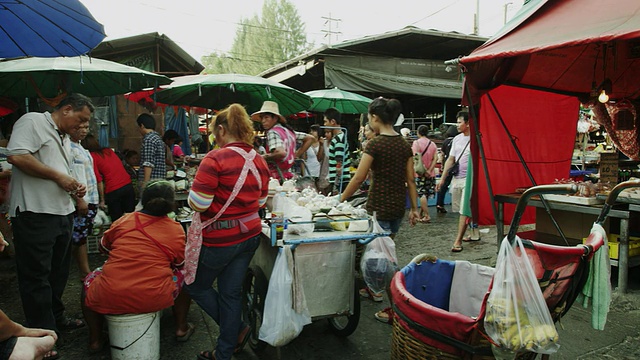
[0,56,173,98]
[155,73,312,116]
[305,87,372,114]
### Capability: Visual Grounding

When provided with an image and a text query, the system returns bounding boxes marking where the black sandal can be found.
[197,350,217,360]
[56,317,85,331]
[436,205,447,214]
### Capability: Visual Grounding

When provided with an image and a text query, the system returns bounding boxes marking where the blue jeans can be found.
[185,235,260,360]
[377,217,403,235]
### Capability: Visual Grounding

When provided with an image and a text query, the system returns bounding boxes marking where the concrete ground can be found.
[1,203,639,359]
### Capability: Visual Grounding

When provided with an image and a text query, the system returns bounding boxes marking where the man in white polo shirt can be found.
[7,94,93,350]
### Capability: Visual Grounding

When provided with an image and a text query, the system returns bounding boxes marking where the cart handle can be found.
[595,179,640,224]
[507,184,577,242]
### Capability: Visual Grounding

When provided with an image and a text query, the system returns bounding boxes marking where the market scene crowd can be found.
[2,1,639,360]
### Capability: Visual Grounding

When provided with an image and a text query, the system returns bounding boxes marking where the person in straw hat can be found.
[251,101,314,182]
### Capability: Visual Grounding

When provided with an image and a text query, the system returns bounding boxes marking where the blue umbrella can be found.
[0,0,106,58]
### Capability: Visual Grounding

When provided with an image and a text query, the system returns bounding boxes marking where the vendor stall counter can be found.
[495,193,635,293]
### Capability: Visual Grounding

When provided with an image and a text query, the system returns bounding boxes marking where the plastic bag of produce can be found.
[485,236,560,355]
[259,247,311,346]
[360,214,398,294]
[285,205,314,235]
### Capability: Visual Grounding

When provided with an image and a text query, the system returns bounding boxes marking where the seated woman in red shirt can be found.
[183,103,270,360]
[82,181,193,353]
[82,135,135,221]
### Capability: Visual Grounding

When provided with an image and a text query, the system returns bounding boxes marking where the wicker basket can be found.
[390,306,495,360]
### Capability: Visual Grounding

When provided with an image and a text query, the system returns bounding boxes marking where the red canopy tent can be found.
[457,0,640,226]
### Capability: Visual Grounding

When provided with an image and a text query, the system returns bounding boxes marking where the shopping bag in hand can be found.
[360,213,398,295]
[259,246,311,347]
[485,236,560,354]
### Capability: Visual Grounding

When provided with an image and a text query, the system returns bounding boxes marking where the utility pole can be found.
[503,2,513,25]
[473,0,480,35]
[321,13,342,46]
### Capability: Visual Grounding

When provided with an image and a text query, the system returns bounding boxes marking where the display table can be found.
[495,193,634,293]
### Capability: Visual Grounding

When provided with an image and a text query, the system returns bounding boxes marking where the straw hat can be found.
[251,101,285,122]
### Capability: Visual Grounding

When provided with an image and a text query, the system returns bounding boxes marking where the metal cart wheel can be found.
[326,283,361,337]
[241,265,268,352]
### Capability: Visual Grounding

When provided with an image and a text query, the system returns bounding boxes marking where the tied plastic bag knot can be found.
[485,236,560,355]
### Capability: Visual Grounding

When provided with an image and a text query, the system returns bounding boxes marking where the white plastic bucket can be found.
[105,311,161,360]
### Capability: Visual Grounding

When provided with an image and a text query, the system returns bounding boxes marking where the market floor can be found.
[1,205,639,359]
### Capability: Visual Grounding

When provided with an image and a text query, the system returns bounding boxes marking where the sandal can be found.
[234,324,251,354]
[462,236,481,242]
[374,307,393,324]
[56,317,85,331]
[418,216,431,223]
[176,322,195,342]
[197,350,217,360]
[89,337,108,355]
[436,205,447,214]
[359,287,383,302]
[451,245,463,252]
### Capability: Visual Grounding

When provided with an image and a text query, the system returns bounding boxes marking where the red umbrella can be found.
[0,97,18,117]
[125,88,209,115]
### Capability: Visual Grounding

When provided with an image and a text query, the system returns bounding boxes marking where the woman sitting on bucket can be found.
[81,180,193,354]
[252,101,314,182]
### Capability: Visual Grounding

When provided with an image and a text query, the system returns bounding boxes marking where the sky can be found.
[81,0,525,63]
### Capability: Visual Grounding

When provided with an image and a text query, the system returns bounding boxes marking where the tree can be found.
[202,0,310,75]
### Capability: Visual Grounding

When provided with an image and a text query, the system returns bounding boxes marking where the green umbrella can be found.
[155,73,312,116]
[305,87,372,114]
[0,56,172,98]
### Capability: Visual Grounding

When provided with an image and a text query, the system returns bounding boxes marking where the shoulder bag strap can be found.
[134,213,177,265]
[453,140,470,167]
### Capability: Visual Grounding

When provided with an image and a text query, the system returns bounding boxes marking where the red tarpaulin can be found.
[473,85,578,226]
[462,0,640,104]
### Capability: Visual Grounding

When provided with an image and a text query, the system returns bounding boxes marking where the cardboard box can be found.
[535,208,609,241]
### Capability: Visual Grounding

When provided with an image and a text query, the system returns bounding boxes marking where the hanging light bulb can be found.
[598,89,609,103]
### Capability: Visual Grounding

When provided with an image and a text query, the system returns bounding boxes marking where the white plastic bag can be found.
[285,205,314,235]
[485,236,560,355]
[259,247,311,346]
[360,214,398,295]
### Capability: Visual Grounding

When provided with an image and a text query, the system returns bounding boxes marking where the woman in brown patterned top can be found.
[339,97,419,324]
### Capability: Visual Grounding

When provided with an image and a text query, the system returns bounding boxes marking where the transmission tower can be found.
[321,13,342,46]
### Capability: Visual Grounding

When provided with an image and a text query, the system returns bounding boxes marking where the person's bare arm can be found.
[0,309,57,341]
[436,155,456,191]
[340,153,372,201]
[295,134,314,159]
[263,148,286,163]
[405,157,420,226]
[8,153,79,192]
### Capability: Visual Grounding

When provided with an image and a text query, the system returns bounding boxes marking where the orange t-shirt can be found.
[85,212,185,314]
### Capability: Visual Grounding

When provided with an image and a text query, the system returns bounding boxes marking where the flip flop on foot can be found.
[176,322,195,342]
[462,236,481,242]
[234,324,251,354]
[451,245,463,252]
[359,287,383,302]
[197,350,217,360]
[56,317,85,331]
[374,307,394,324]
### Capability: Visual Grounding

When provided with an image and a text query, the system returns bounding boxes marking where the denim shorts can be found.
[377,218,403,235]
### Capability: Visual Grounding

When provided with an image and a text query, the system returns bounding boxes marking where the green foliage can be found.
[201,0,310,75]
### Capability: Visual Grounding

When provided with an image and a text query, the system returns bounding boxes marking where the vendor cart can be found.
[390,180,640,360]
[241,217,388,351]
